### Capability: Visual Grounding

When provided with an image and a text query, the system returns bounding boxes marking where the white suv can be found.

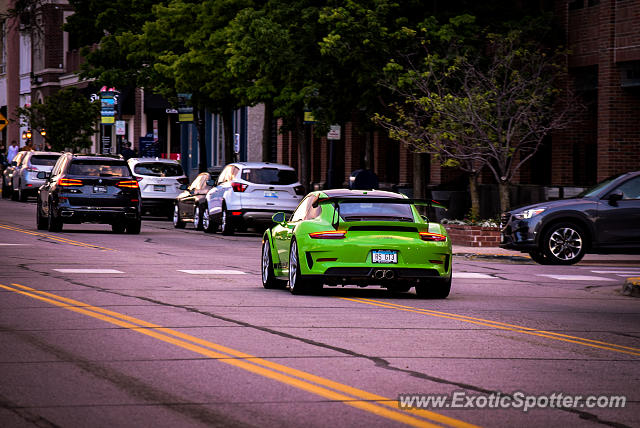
[128,157,188,217]
[12,151,61,201]
[202,162,304,235]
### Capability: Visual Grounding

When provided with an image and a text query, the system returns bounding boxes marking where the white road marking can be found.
[0,243,28,245]
[54,269,124,274]
[453,272,493,279]
[537,274,616,281]
[590,271,640,275]
[178,269,247,275]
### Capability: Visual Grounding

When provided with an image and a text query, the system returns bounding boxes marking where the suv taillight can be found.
[294,185,305,195]
[231,182,248,192]
[116,180,139,189]
[59,177,83,186]
[177,177,189,185]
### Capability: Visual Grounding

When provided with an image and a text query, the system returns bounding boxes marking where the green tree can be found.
[377,26,581,215]
[15,88,100,152]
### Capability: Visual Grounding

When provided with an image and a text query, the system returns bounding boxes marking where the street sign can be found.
[0,112,7,132]
[115,120,126,136]
[327,125,341,140]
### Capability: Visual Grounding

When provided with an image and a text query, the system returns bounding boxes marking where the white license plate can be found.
[264,191,278,198]
[372,250,397,264]
[93,185,107,193]
[154,185,166,192]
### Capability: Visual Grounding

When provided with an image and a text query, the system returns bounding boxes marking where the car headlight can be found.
[514,208,546,219]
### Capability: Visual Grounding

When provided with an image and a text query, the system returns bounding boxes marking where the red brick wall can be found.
[444,225,501,247]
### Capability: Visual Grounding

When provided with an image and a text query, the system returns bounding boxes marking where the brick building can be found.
[274,0,640,217]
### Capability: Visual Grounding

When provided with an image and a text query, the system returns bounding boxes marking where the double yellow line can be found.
[341,298,640,357]
[0,282,478,428]
[0,223,114,251]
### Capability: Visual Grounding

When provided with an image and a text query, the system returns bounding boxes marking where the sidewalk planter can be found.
[444,224,501,247]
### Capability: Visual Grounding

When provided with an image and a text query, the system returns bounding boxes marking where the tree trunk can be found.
[295,112,309,193]
[468,174,480,221]
[498,180,510,214]
[221,108,234,164]
[196,107,207,173]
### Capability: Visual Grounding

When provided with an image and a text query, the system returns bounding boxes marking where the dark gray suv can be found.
[500,171,640,264]
[37,153,142,233]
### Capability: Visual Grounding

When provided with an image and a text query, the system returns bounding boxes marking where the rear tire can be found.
[415,275,451,299]
[220,207,234,236]
[18,186,27,202]
[11,185,18,201]
[36,199,48,230]
[1,178,9,199]
[173,204,185,229]
[126,219,141,234]
[112,223,126,234]
[528,250,550,265]
[288,238,321,295]
[47,205,63,232]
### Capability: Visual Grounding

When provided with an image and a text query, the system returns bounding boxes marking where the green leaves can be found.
[16,89,100,152]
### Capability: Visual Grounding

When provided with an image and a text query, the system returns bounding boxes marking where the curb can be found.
[622,277,640,298]
[453,252,532,263]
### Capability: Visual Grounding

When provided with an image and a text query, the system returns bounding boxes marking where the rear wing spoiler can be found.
[312,197,447,230]
[312,197,447,210]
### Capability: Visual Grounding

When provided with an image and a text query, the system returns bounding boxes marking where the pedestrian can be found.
[121,141,136,160]
[20,140,34,151]
[7,140,19,162]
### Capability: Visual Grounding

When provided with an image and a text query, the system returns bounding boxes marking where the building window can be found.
[0,20,6,75]
[568,0,584,10]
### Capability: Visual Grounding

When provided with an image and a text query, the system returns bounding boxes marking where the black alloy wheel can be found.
[541,222,586,265]
[36,199,48,230]
[47,204,63,232]
[126,219,141,234]
[112,223,126,234]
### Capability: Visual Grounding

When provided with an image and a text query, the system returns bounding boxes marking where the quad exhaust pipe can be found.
[373,269,395,280]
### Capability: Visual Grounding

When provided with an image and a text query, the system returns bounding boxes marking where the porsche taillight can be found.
[419,232,447,242]
[309,231,347,239]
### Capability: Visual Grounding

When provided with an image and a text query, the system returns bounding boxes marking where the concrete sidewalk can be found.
[452,245,640,265]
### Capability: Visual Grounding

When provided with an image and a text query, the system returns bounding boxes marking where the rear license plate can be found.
[93,185,107,193]
[264,191,278,198]
[154,185,166,192]
[372,250,397,264]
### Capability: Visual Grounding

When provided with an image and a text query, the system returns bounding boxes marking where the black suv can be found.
[501,171,640,264]
[37,153,142,234]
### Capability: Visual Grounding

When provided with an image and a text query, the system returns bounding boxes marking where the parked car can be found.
[500,171,640,265]
[37,153,142,233]
[2,151,28,199]
[202,162,304,235]
[261,189,452,297]
[11,151,61,201]
[173,171,218,230]
[128,157,188,218]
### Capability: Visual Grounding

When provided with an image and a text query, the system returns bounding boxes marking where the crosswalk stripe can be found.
[178,269,247,275]
[54,269,124,274]
[537,274,616,281]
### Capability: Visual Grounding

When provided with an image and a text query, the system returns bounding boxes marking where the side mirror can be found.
[11,161,17,167]
[37,171,50,180]
[179,184,188,191]
[206,179,216,187]
[272,212,286,224]
[608,191,623,205]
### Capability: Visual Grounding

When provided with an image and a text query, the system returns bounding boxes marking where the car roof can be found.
[128,157,180,164]
[231,162,295,170]
[320,189,407,199]
[28,151,61,156]
[70,154,126,161]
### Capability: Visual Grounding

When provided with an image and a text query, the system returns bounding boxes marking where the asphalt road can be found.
[0,196,638,428]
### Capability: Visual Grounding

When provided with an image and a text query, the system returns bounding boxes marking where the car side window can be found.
[217,166,231,185]
[290,196,312,222]
[50,156,66,177]
[190,175,203,191]
[613,176,640,200]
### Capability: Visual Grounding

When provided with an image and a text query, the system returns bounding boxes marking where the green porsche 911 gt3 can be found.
[261,189,452,298]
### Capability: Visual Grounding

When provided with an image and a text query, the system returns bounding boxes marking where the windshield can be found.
[241,168,298,185]
[575,174,624,198]
[134,162,184,177]
[338,201,414,221]
[69,160,131,177]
